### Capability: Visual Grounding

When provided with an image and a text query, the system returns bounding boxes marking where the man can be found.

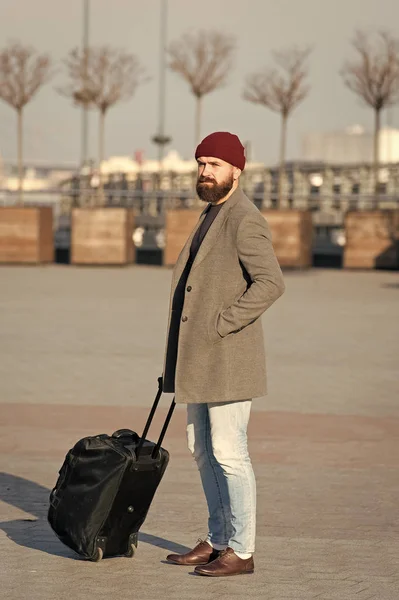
[162,131,285,577]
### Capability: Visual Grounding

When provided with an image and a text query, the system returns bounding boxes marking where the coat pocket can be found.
[207,311,224,345]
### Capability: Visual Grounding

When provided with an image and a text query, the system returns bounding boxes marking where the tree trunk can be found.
[373,106,381,202]
[195,95,202,145]
[98,109,105,206]
[81,104,89,169]
[278,112,288,209]
[17,108,24,206]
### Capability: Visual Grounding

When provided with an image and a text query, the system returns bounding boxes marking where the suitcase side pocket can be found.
[49,453,77,509]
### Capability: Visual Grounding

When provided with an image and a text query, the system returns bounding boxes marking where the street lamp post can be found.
[81,0,90,170]
[152,0,171,178]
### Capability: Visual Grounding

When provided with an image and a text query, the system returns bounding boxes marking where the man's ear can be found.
[233,167,241,181]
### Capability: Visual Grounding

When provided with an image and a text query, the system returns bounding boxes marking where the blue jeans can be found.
[186,400,256,554]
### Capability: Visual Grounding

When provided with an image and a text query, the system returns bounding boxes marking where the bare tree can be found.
[60,46,147,200]
[59,47,97,112]
[244,47,311,207]
[168,30,235,144]
[0,42,52,204]
[341,31,399,195]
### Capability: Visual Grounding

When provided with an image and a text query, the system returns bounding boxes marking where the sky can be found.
[1,0,399,167]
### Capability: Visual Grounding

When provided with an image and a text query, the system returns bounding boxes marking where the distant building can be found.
[0,160,76,192]
[301,125,399,165]
[100,150,263,176]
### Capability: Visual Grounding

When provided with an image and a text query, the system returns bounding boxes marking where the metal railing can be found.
[2,186,398,216]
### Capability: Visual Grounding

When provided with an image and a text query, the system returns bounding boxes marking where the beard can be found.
[196,174,234,204]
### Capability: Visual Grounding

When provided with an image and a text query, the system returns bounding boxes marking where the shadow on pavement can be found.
[0,472,190,559]
[381,282,399,288]
[139,533,190,555]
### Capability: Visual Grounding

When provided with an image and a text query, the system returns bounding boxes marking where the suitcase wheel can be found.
[92,547,103,562]
[126,544,136,558]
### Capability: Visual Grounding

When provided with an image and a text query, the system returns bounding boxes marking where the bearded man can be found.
[162,131,285,577]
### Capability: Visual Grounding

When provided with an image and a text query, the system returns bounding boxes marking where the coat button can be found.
[186,286,192,292]
[182,316,188,322]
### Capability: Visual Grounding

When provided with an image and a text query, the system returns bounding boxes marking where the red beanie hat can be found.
[195,131,246,171]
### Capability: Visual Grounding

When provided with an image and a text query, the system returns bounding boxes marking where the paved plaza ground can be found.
[1,265,398,600]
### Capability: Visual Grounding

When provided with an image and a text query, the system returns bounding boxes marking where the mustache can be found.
[198,177,215,183]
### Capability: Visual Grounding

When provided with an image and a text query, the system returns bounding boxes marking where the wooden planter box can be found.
[71,208,135,265]
[262,209,313,268]
[344,210,399,269]
[164,209,202,266]
[0,206,54,264]
[164,207,313,269]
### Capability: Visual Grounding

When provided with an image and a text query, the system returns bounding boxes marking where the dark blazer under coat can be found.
[162,187,285,404]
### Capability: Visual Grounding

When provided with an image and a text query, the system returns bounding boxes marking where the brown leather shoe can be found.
[166,539,220,566]
[194,547,254,577]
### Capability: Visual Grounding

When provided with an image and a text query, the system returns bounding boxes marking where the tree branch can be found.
[0,41,52,111]
[168,30,235,98]
[341,30,399,110]
[59,46,147,114]
[243,46,311,118]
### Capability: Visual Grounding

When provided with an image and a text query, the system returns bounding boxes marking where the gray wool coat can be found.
[162,187,285,404]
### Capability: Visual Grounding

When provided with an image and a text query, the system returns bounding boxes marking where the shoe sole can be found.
[194,570,254,577]
[166,559,209,566]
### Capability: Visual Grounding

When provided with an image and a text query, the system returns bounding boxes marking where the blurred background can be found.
[0,0,399,268]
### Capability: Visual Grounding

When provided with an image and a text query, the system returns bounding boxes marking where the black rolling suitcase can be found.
[48,377,175,561]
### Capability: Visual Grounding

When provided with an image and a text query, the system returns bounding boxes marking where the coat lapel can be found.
[190,187,244,273]
[171,206,208,287]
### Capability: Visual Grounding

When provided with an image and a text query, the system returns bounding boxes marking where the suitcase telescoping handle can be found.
[136,377,176,460]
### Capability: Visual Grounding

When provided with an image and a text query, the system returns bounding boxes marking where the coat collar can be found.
[191,186,244,272]
[172,186,245,285]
